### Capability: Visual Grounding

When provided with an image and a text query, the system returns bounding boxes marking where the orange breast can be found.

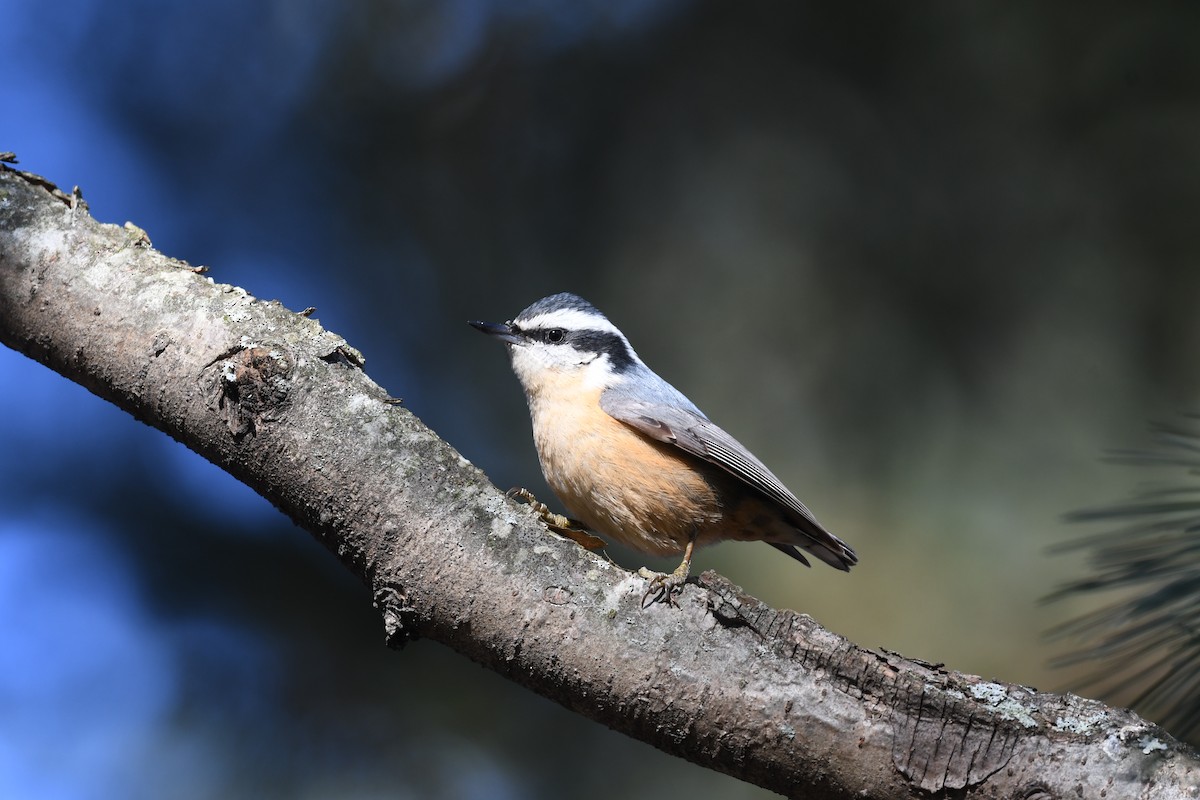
[528,382,731,557]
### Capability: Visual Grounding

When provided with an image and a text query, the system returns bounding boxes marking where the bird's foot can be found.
[638,535,696,608]
[638,563,690,608]
[506,487,607,550]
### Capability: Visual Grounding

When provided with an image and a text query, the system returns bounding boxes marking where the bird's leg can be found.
[506,488,607,550]
[639,531,697,608]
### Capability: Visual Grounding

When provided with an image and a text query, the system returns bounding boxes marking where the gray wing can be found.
[599,391,857,570]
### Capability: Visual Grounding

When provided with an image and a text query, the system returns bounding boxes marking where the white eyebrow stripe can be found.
[518,309,624,337]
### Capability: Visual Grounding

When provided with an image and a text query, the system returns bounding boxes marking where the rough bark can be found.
[1,163,1196,799]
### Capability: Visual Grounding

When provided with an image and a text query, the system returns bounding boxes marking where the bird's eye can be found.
[545,328,566,343]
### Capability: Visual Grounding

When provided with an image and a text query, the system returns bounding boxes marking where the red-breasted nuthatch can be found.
[470,292,856,601]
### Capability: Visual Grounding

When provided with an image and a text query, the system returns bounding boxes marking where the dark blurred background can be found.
[4,3,1200,798]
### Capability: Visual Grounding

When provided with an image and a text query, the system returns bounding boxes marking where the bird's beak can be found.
[469,319,524,345]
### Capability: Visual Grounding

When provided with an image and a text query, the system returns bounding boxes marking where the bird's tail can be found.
[770,523,857,571]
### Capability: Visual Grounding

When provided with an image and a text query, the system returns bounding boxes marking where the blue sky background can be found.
[5,2,1200,797]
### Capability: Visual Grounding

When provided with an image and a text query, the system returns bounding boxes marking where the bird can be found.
[469,292,856,603]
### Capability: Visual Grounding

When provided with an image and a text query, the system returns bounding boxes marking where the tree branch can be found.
[1,165,1196,798]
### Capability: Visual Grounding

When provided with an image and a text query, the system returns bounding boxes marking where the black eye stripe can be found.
[517,326,635,372]
[517,326,566,344]
[569,331,635,372]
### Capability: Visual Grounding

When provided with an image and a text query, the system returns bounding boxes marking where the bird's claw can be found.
[638,566,687,608]
[507,487,607,550]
